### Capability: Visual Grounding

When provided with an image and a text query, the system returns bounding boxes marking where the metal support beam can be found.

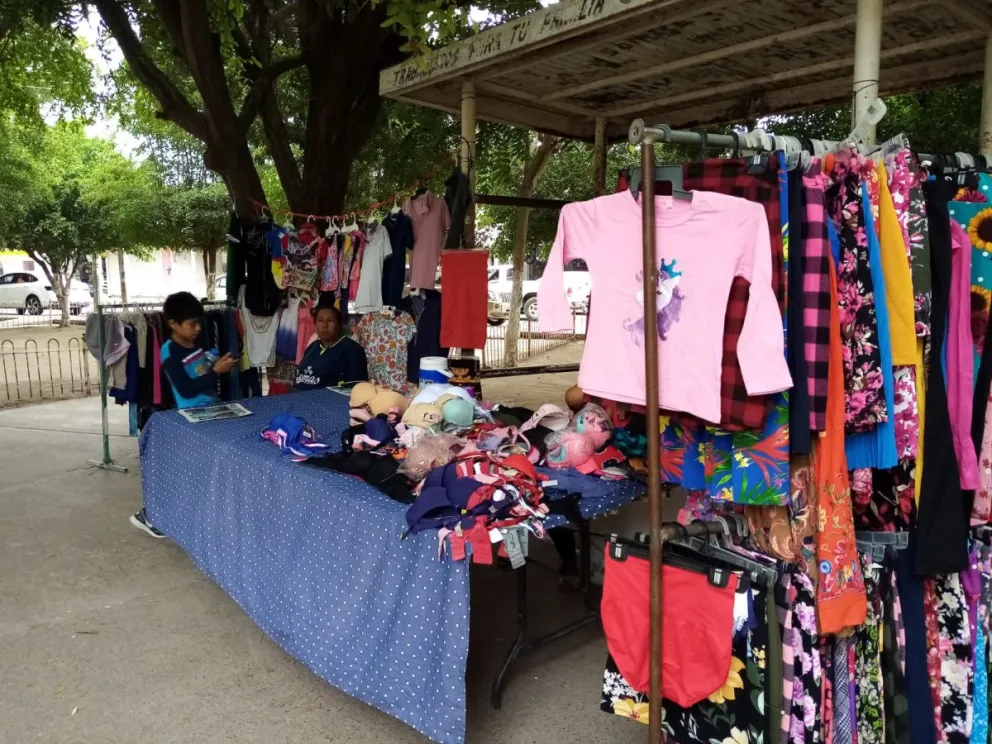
[852,0,884,145]
[460,80,477,249]
[594,118,608,196]
[981,32,992,159]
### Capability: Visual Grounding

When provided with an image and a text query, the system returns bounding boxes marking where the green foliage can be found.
[158,183,230,255]
[0,9,92,126]
[769,83,983,154]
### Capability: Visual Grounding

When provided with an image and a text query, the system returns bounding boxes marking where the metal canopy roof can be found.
[379,0,992,140]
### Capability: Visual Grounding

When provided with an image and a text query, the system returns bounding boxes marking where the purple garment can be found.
[949,221,980,489]
[961,548,981,650]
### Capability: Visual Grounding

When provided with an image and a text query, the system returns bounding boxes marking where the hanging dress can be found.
[844,181,898,470]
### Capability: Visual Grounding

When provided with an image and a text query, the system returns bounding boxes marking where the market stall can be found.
[105,0,992,743]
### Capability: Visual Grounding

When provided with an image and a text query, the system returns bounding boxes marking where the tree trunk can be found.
[203,246,218,301]
[116,246,128,304]
[51,274,70,328]
[504,137,560,368]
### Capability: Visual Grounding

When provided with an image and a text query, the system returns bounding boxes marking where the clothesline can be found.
[245,159,452,224]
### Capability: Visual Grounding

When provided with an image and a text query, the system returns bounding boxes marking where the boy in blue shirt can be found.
[130,292,237,538]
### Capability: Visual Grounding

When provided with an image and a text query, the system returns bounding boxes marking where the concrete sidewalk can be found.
[0,392,644,744]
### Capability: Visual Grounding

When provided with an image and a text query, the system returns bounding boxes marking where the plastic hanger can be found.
[325,216,340,238]
[628,164,692,201]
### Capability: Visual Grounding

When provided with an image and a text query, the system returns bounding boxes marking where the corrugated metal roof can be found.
[379,0,992,139]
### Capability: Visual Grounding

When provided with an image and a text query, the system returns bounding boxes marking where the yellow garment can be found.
[915,337,926,502]
[876,162,916,366]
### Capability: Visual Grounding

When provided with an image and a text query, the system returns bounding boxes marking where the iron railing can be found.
[480,313,586,369]
[0,337,94,405]
[0,306,91,329]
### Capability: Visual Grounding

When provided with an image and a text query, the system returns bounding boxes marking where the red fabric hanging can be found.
[440,250,489,349]
[600,545,738,706]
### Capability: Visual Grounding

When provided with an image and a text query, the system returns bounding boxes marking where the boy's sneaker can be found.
[129,508,166,539]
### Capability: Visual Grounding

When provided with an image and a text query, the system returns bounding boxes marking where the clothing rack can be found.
[626,117,981,172]
[88,294,229,473]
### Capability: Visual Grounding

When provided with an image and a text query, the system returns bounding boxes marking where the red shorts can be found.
[600,545,738,707]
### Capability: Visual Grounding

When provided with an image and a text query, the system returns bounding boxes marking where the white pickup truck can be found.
[488,261,590,321]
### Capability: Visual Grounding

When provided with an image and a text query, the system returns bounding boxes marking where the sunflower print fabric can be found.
[949,175,992,355]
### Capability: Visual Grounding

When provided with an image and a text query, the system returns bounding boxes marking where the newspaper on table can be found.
[177,403,253,424]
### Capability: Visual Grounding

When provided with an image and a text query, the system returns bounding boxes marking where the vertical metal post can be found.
[594,117,608,197]
[88,254,128,473]
[640,139,664,744]
[852,0,884,146]
[981,32,992,160]
[460,80,477,249]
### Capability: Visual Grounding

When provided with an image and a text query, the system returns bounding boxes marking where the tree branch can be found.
[260,86,303,207]
[93,0,208,141]
[238,54,305,127]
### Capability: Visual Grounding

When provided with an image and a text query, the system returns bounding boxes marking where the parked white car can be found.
[0,271,93,315]
[489,261,590,321]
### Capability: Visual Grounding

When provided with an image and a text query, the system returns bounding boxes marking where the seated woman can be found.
[294,302,368,389]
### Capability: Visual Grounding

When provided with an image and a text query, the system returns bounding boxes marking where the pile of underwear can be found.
[261,387,642,562]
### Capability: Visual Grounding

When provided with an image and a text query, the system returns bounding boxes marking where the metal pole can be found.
[460,80,477,250]
[981,32,992,160]
[852,0,884,146]
[594,117,608,196]
[88,254,128,474]
[640,138,664,744]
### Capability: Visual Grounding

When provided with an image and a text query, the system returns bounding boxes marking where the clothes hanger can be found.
[627,164,692,201]
[390,197,402,215]
[678,520,778,586]
[325,216,340,238]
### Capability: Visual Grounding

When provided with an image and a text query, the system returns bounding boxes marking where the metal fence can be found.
[481,313,586,369]
[0,337,94,406]
[0,307,91,330]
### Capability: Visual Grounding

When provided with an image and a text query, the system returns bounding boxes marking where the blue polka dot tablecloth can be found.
[139,389,643,743]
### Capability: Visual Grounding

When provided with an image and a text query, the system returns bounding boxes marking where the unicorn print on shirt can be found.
[624,258,685,345]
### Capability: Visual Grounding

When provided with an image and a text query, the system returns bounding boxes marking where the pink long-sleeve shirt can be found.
[538,191,792,423]
[949,221,980,489]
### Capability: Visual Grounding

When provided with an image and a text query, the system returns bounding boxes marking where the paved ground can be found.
[0,373,655,744]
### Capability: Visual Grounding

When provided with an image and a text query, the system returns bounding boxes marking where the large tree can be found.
[94,0,540,221]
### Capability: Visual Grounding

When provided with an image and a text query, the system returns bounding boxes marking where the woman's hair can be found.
[314,298,341,324]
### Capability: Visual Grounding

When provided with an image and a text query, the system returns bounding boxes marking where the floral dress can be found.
[352,311,416,393]
[826,154,888,433]
[935,574,974,742]
[787,572,822,744]
[854,556,885,744]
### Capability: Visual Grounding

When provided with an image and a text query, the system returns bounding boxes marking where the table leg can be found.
[491,561,528,709]
[490,519,600,709]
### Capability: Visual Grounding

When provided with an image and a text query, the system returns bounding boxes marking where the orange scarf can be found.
[814,257,867,634]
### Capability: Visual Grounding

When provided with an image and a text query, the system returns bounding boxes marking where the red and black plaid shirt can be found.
[683,156,785,431]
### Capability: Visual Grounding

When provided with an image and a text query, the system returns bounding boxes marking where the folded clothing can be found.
[600,544,738,707]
